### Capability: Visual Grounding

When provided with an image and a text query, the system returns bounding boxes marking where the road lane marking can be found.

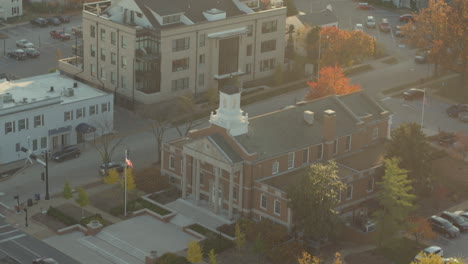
[0,248,22,263]
[0,230,19,236]
[381,97,391,101]
[11,239,41,257]
[0,234,25,243]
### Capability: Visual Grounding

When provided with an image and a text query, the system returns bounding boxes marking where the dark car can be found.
[403,88,425,100]
[46,17,61,26]
[51,145,80,162]
[440,211,468,231]
[24,47,40,58]
[379,18,391,33]
[7,49,27,60]
[446,104,468,117]
[30,17,48,27]
[99,162,125,176]
[399,14,415,22]
[54,16,70,23]
[428,215,460,238]
[50,30,71,41]
[32,257,58,264]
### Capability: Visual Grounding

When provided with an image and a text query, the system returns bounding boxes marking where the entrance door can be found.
[52,136,59,149]
[211,185,222,208]
[61,133,69,146]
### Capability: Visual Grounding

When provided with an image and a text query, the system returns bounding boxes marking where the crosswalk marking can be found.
[0,234,25,243]
[0,230,19,236]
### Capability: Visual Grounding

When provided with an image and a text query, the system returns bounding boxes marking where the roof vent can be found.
[2,93,13,103]
[203,8,226,21]
[50,86,54,92]
[22,98,28,103]
[73,82,78,88]
[63,88,74,97]
[303,111,314,125]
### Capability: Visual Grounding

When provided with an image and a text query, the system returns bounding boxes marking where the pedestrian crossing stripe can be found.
[0,234,25,243]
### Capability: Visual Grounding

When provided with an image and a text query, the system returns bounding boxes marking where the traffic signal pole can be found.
[45,151,50,200]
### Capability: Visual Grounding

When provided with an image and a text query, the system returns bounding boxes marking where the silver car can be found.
[458,112,468,122]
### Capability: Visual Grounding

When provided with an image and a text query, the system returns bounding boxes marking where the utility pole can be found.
[20,147,50,200]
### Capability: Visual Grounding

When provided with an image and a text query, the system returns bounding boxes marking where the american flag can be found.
[126,157,133,168]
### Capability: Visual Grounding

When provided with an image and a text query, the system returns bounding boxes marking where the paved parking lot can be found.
[0,15,82,78]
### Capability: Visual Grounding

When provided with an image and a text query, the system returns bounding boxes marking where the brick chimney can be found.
[323,109,336,160]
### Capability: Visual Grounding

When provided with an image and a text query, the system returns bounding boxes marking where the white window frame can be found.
[89,105,98,116]
[5,121,15,134]
[90,63,96,76]
[169,155,175,170]
[346,184,353,200]
[274,199,281,215]
[34,115,43,127]
[40,137,47,149]
[372,127,379,140]
[287,152,295,170]
[64,110,73,121]
[333,139,338,155]
[345,135,352,152]
[76,107,85,119]
[272,161,279,175]
[100,67,106,80]
[317,144,323,159]
[18,118,28,131]
[302,148,309,164]
[367,177,375,193]
[260,194,267,210]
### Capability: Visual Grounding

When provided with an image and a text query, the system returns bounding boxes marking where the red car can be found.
[50,30,71,41]
[399,14,414,22]
[357,3,375,10]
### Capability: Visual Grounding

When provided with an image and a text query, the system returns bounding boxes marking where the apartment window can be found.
[111,71,116,84]
[317,144,323,159]
[76,107,85,119]
[198,73,204,86]
[89,105,98,115]
[102,102,111,113]
[287,152,295,169]
[172,58,189,72]
[233,186,238,200]
[367,177,374,192]
[34,115,44,127]
[5,121,15,134]
[199,54,205,64]
[163,14,181,24]
[302,148,308,164]
[16,143,20,152]
[100,67,106,80]
[346,184,353,200]
[111,31,116,45]
[171,77,189,92]
[261,40,276,53]
[111,52,116,65]
[32,139,38,151]
[246,44,252,56]
[40,137,47,149]
[18,118,28,131]
[121,76,127,89]
[200,34,206,47]
[121,35,127,48]
[90,44,95,57]
[345,135,352,151]
[199,172,205,186]
[90,64,96,76]
[100,28,106,41]
[64,110,73,121]
[260,194,267,209]
[90,25,95,38]
[247,25,253,37]
[169,155,175,170]
[274,200,281,215]
[121,56,127,69]
[100,47,106,61]
[333,139,338,155]
[372,127,379,140]
[272,161,279,175]
[245,63,252,74]
[260,58,275,72]
[172,37,190,52]
[261,20,277,34]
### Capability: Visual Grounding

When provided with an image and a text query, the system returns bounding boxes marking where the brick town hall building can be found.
[161,86,392,230]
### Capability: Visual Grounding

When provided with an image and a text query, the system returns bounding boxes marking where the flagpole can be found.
[124,149,128,217]
[421,88,426,128]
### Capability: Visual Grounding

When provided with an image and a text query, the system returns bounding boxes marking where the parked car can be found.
[354,23,364,32]
[455,211,468,221]
[7,49,27,60]
[446,104,468,117]
[50,30,71,41]
[24,47,40,58]
[400,14,415,22]
[403,88,425,100]
[438,132,456,146]
[16,39,34,48]
[32,257,58,264]
[30,17,48,27]
[428,215,460,238]
[459,112,468,122]
[414,246,443,262]
[379,18,391,33]
[440,211,468,231]
[443,258,460,264]
[366,16,376,28]
[46,17,61,26]
[357,2,374,10]
[51,145,80,162]
[415,51,429,64]
[395,25,404,37]
[72,26,83,38]
[54,16,70,23]
[99,162,125,176]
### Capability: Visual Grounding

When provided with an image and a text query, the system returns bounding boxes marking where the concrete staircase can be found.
[169,213,194,228]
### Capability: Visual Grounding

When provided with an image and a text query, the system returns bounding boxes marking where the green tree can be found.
[63,180,72,199]
[374,158,416,247]
[234,223,246,251]
[385,123,433,193]
[103,169,120,184]
[287,161,345,239]
[208,249,217,264]
[75,186,89,218]
[186,240,203,263]
[252,234,265,255]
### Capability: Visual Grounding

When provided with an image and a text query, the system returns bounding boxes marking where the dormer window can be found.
[163,14,181,25]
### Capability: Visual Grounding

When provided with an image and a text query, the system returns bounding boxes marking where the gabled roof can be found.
[208,133,243,163]
[298,9,338,26]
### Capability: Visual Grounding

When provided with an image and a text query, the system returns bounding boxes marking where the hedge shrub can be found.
[187,224,234,254]
[156,253,189,264]
[47,206,78,226]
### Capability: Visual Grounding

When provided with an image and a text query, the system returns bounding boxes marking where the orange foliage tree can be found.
[305,66,361,100]
[406,217,438,243]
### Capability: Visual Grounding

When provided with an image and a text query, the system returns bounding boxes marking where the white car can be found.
[366,16,376,28]
[16,39,34,48]
[414,246,444,262]
[355,24,364,32]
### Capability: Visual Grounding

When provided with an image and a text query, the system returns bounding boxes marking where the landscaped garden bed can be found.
[148,187,181,205]
[186,224,234,255]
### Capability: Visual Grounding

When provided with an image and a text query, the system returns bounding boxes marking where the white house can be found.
[0,0,22,21]
[0,72,114,165]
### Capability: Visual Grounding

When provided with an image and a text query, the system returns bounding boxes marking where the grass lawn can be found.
[377,237,425,264]
[429,75,467,104]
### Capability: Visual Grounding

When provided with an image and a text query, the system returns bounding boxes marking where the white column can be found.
[182,154,187,198]
[214,167,220,214]
[195,159,201,205]
[238,167,243,215]
[191,157,196,200]
[228,170,234,219]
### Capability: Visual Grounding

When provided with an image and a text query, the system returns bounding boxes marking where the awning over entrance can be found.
[75,123,96,134]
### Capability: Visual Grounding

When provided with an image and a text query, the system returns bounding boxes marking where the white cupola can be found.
[209,85,249,136]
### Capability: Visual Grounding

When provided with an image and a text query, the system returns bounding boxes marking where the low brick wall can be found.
[57,224,86,235]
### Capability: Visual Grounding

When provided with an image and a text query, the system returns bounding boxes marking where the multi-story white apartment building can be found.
[58,0,286,106]
[0,72,113,164]
[0,0,22,21]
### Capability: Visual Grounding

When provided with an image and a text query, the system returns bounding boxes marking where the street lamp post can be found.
[44,151,50,200]
[24,208,28,227]
[14,195,20,213]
